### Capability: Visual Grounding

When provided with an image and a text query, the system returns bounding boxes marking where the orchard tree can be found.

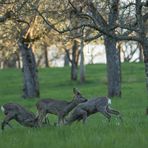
[0,0,41,98]
[34,0,121,97]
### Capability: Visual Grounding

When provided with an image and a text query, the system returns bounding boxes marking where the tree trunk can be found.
[71,40,79,81]
[104,0,121,97]
[64,50,69,67]
[79,37,85,83]
[88,0,121,97]
[136,0,148,92]
[142,41,148,91]
[18,39,40,98]
[139,43,144,62]
[104,37,121,97]
[16,52,21,69]
[71,62,78,80]
[44,45,49,68]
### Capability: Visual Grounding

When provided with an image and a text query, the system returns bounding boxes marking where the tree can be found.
[65,40,80,80]
[0,0,41,98]
[79,29,85,83]
[87,0,121,97]
[17,0,121,96]
[85,0,148,93]
[18,28,40,98]
[1,0,148,96]
[134,0,148,90]
[63,0,148,95]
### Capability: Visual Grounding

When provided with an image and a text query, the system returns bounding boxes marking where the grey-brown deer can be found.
[36,88,87,126]
[1,103,38,130]
[66,96,123,124]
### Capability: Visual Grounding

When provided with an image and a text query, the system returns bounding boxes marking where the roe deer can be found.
[36,88,87,126]
[66,97,122,124]
[1,103,38,130]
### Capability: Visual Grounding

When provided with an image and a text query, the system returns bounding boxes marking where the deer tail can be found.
[1,106,5,113]
[108,98,112,105]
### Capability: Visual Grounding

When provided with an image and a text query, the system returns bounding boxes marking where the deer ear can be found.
[73,88,77,94]
[73,88,80,95]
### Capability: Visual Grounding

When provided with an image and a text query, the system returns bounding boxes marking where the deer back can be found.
[1,103,38,127]
[36,88,87,115]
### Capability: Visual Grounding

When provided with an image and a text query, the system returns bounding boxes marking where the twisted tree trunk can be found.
[18,35,39,98]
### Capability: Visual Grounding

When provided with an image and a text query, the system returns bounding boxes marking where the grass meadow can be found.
[0,63,148,148]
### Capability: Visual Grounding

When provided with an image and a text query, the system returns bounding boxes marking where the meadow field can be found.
[0,63,148,148]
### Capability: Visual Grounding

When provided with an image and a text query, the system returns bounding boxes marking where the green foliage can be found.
[0,63,148,148]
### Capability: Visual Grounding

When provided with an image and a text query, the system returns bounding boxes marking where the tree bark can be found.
[104,0,121,97]
[64,50,69,67]
[71,40,79,81]
[104,37,121,97]
[142,41,148,91]
[44,46,49,68]
[139,43,144,62]
[18,37,40,98]
[136,0,148,92]
[79,37,85,83]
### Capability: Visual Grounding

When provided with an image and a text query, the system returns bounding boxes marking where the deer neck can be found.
[64,100,78,115]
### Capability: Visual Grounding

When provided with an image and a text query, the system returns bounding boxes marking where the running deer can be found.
[1,103,38,130]
[36,88,87,126]
[66,97,123,124]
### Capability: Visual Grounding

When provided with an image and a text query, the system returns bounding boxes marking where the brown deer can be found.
[1,103,38,130]
[66,97,123,124]
[36,88,87,126]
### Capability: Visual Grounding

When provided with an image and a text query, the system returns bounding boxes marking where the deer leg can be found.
[38,110,47,127]
[100,111,111,122]
[6,122,13,128]
[57,115,60,126]
[77,109,87,124]
[82,111,87,124]
[64,114,78,125]
[98,108,111,122]
[106,106,123,122]
[1,112,15,130]
[44,115,50,125]
[57,115,64,126]
[61,117,65,125]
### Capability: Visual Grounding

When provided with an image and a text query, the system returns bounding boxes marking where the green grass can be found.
[0,63,148,148]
